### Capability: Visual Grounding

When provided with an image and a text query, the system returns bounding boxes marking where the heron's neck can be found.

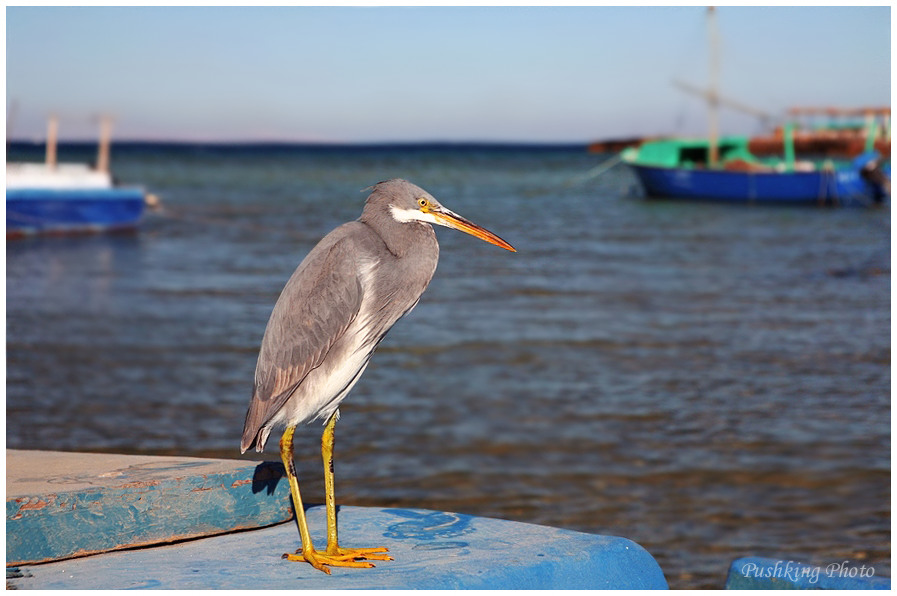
[360,214,437,259]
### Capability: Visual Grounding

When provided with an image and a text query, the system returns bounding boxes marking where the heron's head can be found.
[367,179,515,252]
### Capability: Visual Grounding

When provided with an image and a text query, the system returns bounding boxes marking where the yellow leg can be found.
[279,422,389,573]
[321,411,391,562]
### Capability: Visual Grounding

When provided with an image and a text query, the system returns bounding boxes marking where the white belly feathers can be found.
[273,256,382,427]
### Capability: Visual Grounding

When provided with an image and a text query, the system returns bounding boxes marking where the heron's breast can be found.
[280,326,374,425]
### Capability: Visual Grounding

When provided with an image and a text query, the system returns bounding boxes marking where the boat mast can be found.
[707,6,720,168]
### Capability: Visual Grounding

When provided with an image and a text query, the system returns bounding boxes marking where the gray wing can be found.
[241,227,364,451]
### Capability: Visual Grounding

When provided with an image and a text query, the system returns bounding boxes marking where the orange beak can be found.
[430,207,516,252]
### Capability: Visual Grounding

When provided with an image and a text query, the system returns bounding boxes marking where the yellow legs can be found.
[280,412,391,574]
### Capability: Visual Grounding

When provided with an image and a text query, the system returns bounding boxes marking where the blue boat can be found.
[7,164,146,237]
[7,117,148,238]
[621,135,889,207]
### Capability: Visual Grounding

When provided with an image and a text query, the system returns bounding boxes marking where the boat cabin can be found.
[626,136,757,169]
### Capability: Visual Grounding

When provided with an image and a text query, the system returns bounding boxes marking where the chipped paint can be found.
[118,480,161,489]
[7,451,293,566]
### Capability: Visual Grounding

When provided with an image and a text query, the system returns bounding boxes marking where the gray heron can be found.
[241,179,515,573]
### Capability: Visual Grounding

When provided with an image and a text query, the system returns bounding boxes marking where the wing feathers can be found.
[241,229,365,451]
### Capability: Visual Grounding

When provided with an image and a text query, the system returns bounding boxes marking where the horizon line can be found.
[6,138,604,147]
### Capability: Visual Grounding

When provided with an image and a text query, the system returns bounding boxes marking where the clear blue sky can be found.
[6,6,891,143]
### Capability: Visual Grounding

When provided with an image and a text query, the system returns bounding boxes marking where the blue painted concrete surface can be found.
[726,557,890,590]
[7,505,668,589]
[7,450,292,565]
[6,450,668,589]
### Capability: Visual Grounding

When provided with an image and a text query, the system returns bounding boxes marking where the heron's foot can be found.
[282,546,391,574]
[332,546,392,562]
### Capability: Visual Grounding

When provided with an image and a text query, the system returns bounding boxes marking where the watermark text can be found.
[740,560,876,585]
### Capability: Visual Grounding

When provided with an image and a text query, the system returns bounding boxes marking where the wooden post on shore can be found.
[96,115,112,173]
[45,115,58,170]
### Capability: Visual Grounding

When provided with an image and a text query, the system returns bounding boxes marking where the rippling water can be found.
[6,143,890,588]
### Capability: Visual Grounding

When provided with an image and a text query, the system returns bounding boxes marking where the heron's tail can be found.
[241,395,272,453]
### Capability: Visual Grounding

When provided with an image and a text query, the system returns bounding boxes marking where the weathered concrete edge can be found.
[7,450,292,565]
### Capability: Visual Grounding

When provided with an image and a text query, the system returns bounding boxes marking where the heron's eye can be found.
[417,198,428,208]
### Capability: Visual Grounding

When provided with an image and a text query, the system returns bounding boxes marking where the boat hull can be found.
[7,188,146,237]
[627,163,886,206]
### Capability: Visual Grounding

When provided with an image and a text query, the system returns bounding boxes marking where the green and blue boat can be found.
[622,7,889,207]
[621,131,889,206]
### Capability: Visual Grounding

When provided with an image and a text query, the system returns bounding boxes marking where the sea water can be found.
[6,143,890,588]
